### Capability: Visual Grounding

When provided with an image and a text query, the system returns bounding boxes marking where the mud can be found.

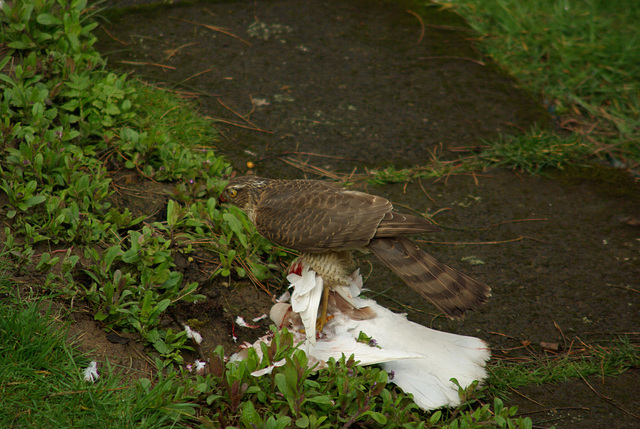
[77,0,640,426]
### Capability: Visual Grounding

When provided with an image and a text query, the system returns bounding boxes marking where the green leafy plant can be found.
[174,328,533,428]
[0,0,286,365]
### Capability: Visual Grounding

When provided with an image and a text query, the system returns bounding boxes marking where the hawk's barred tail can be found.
[368,236,491,319]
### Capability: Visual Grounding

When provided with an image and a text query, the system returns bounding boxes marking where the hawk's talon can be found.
[316,314,334,333]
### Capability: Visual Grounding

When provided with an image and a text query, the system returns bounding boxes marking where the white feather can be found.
[302,312,422,365]
[287,265,324,344]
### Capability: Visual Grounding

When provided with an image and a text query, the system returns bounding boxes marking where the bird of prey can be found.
[219,175,490,325]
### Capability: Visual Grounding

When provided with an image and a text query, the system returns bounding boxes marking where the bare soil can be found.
[75,0,640,426]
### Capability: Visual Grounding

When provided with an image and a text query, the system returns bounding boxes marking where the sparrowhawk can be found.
[219,175,490,320]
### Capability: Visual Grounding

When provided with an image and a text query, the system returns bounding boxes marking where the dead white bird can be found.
[235,261,490,410]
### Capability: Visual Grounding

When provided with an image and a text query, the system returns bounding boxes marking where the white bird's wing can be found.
[305,313,422,365]
[343,297,490,408]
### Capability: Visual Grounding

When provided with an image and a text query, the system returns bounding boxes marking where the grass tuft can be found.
[489,338,640,393]
[478,128,591,174]
[0,303,192,428]
[439,0,640,167]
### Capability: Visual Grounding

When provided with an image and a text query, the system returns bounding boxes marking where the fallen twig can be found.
[204,116,273,133]
[164,42,199,60]
[119,60,176,70]
[280,157,343,180]
[171,17,251,46]
[217,99,261,129]
[406,10,425,44]
[508,386,545,407]
[100,25,128,45]
[237,257,271,295]
[181,68,214,84]
[576,368,640,420]
[609,284,640,294]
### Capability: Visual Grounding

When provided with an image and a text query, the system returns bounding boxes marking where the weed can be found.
[188,328,534,428]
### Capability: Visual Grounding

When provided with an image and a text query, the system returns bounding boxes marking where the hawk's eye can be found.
[228,189,238,198]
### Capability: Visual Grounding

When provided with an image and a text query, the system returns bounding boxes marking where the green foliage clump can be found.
[185,328,534,429]
[0,303,197,428]
[0,0,282,362]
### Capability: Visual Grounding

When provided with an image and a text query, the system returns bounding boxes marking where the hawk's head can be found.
[219,175,273,210]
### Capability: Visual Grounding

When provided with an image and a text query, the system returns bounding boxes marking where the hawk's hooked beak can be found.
[218,194,227,204]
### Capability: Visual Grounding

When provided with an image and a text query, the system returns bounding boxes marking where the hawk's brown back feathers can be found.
[220,175,490,319]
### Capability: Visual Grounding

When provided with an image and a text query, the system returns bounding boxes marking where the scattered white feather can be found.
[235,316,250,327]
[236,316,259,329]
[83,361,99,383]
[250,358,286,377]
[194,360,206,372]
[252,314,268,322]
[287,264,324,344]
[276,290,291,302]
[184,325,203,344]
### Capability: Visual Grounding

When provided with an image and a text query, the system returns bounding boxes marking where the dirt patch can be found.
[516,369,640,429]
[85,0,640,426]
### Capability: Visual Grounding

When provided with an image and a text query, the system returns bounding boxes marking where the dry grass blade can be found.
[171,17,252,46]
[575,368,640,420]
[164,42,199,60]
[204,116,272,133]
[119,61,176,70]
[406,10,425,44]
[280,157,344,180]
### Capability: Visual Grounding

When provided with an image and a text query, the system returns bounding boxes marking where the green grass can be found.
[359,128,591,185]
[488,338,640,393]
[0,303,195,428]
[440,0,640,166]
[361,0,640,184]
[477,128,591,174]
